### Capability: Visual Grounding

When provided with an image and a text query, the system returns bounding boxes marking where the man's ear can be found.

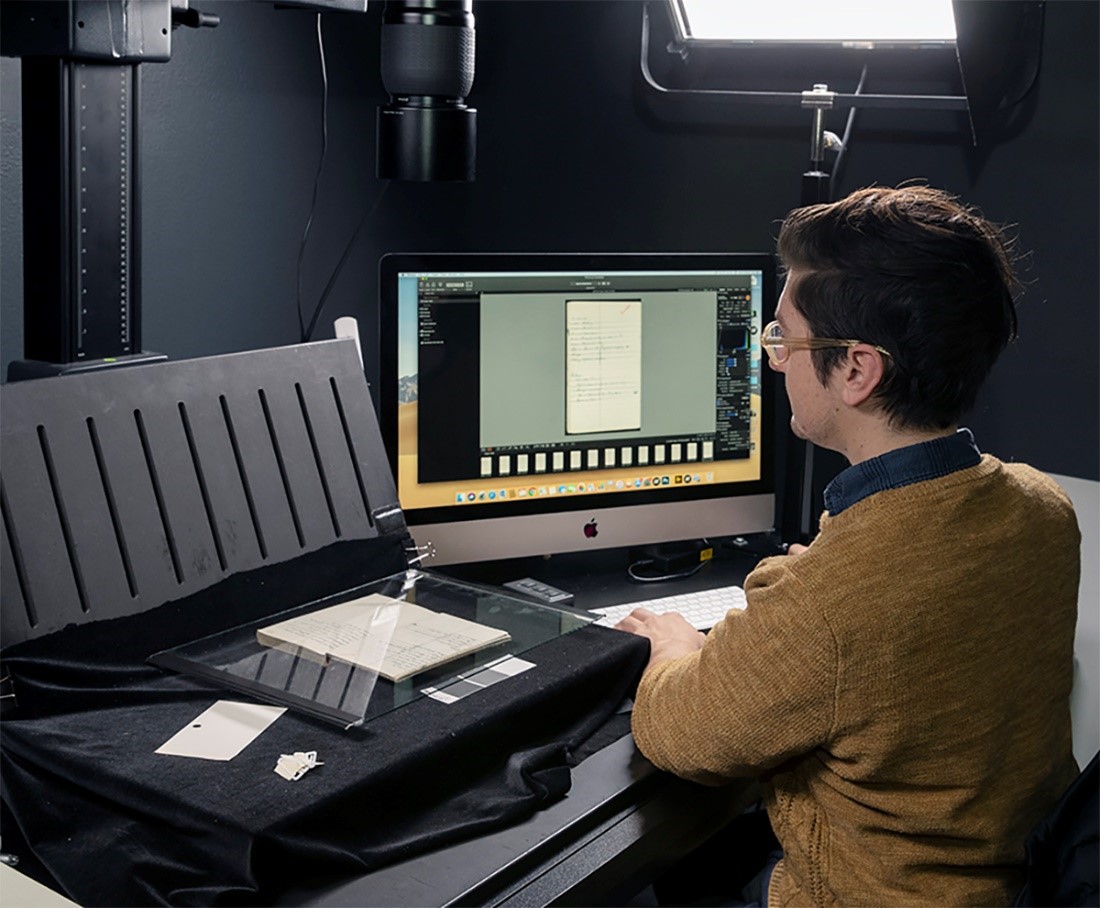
[839,346,887,407]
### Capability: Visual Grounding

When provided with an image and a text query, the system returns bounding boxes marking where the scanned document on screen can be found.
[256,594,511,683]
[566,299,642,434]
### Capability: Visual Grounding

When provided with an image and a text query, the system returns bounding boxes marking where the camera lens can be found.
[377,1,477,181]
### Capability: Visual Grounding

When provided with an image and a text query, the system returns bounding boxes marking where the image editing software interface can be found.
[380,253,776,560]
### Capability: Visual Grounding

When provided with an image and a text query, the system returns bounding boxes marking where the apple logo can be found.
[584,519,598,539]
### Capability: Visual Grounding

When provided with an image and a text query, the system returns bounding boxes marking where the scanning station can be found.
[0,3,750,903]
[0,2,1063,906]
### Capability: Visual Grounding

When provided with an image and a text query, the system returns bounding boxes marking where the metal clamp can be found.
[801,83,837,110]
[803,84,835,166]
[406,541,436,566]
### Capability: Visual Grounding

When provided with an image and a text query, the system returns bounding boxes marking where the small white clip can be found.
[274,750,323,781]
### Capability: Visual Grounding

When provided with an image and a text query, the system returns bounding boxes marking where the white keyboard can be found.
[591,585,747,631]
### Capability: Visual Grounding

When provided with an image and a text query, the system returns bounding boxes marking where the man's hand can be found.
[787,543,809,556]
[616,608,706,670]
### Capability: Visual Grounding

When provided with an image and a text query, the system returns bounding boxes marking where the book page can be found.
[256,594,511,683]
[566,299,642,435]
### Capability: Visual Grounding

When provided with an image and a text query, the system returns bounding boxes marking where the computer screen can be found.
[378,252,777,566]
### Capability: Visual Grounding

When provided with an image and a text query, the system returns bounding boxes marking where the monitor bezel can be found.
[378,251,779,559]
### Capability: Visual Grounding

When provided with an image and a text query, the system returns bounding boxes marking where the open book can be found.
[256,594,511,683]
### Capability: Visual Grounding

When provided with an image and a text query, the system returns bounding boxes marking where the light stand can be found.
[775,84,841,544]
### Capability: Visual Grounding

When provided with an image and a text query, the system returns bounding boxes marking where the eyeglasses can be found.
[761,320,893,366]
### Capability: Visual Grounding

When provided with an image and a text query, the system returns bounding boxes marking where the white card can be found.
[155,700,286,761]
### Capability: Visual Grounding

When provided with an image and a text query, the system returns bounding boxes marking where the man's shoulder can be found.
[747,458,1080,592]
[992,459,1079,525]
[999,459,1072,495]
[847,454,1076,522]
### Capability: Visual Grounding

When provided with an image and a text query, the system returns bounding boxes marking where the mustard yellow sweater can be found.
[632,457,1080,906]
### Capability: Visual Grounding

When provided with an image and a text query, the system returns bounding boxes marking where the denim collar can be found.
[823,428,982,517]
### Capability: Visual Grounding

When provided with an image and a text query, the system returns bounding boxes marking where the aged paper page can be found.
[566,299,642,434]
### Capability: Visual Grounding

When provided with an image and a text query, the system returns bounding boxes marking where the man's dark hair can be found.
[776,185,1020,430]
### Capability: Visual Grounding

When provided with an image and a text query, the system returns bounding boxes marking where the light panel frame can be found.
[669,0,957,49]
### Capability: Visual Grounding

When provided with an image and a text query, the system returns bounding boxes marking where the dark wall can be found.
[1,0,1097,480]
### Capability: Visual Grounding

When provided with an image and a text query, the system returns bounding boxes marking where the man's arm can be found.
[624,556,837,785]
[616,546,809,673]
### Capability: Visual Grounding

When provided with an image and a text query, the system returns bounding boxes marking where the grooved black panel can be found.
[0,340,406,647]
[0,486,32,638]
[298,378,374,536]
[259,380,336,550]
[0,445,82,635]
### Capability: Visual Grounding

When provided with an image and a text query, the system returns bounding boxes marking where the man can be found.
[620,185,1080,906]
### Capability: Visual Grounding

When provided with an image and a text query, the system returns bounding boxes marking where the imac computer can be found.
[378,252,778,566]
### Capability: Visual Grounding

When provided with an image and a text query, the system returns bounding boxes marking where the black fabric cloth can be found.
[1015,751,1099,907]
[0,540,649,907]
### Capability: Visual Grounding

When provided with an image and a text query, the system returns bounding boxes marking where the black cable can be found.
[627,558,706,583]
[626,538,715,583]
[303,182,391,343]
[297,12,329,342]
[829,63,868,201]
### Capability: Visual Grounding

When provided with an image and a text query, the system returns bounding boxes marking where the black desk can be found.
[283,735,760,907]
[282,542,767,907]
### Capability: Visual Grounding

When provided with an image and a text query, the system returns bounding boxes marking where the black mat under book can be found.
[1,540,648,906]
[0,343,650,906]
